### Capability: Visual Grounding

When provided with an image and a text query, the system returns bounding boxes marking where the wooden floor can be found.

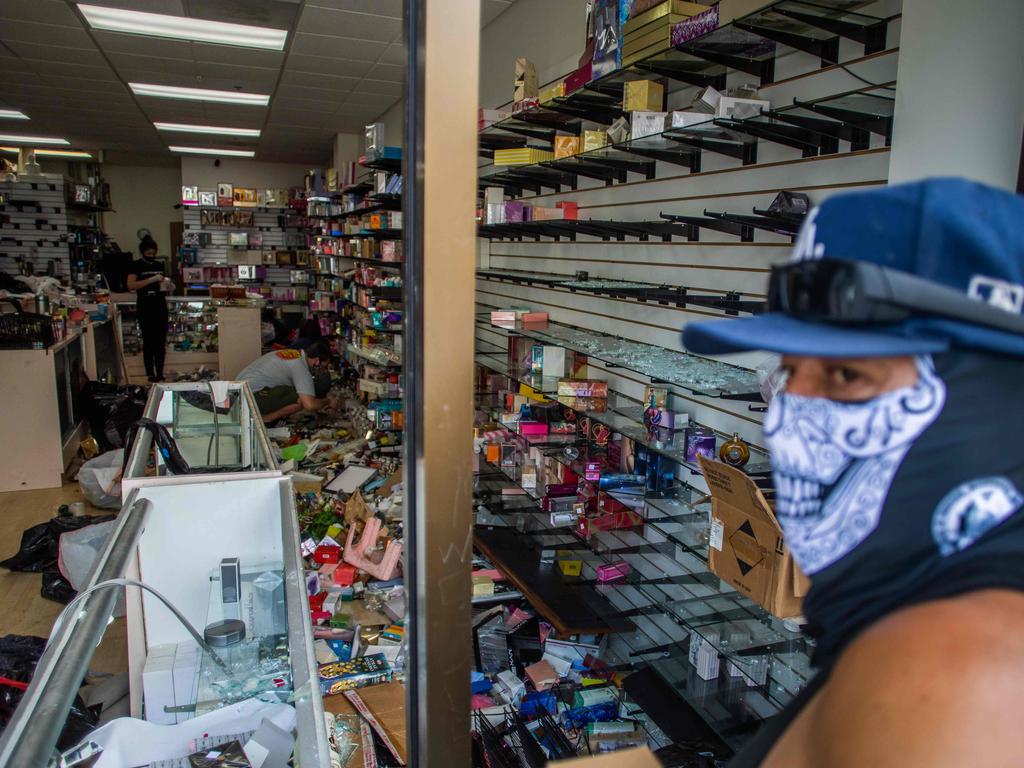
[0,480,128,675]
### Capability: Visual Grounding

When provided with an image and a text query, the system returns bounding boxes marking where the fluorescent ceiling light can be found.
[0,110,29,120]
[169,146,256,158]
[0,147,93,158]
[130,82,270,106]
[0,134,70,146]
[154,122,261,137]
[78,4,287,50]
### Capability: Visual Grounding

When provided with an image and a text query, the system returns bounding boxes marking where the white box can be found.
[484,186,504,208]
[691,86,721,114]
[171,642,200,724]
[716,96,770,120]
[670,111,713,129]
[688,632,720,681]
[630,111,667,140]
[143,643,177,725]
[541,346,566,377]
[486,203,506,225]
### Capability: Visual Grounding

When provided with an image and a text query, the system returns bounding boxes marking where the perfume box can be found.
[670,110,712,129]
[318,653,392,695]
[595,560,630,583]
[623,80,664,112]
[532,345,566,377]
[688,632,720,681]
[514,57,538,101]
[717,96,770,120]
[556,201,579,220]
[504,200,526,222]
[525,660,558,691]
[563,62,592,95]
[630,111,667,140]
[582,130,609,152]
[554,136,580,158]
[556,555,582,577]
[557,379,608,398]
[539,81,565,103]
[557,396,608,413]
[519,421,549,436]
[685,427,716,463]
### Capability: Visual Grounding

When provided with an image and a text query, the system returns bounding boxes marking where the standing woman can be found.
[127,234,169,383]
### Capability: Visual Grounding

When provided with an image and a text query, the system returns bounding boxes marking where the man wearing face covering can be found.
[682,178,1024,767]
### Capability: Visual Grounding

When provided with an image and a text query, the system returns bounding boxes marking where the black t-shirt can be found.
[128,257,166,299]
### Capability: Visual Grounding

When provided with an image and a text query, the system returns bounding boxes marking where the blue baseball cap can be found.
[683,178,1024,358]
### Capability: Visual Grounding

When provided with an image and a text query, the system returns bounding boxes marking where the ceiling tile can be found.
[0,0,84,27]
[192,43,285,70]
[351,79,402,98]
[275,96,340,114]
[192,62,280,90]
[27,61,120,82]
[342,92,397,108]
[0,21,95,47]
[80,1,186,14]
[291,33,387,62]
[366,63,403,83]
[279,71,359,93]
[108,52,198,77]
[286,54,374,79]
[378,44,406,66]
[296,8,401,42]
[306,0,402,18]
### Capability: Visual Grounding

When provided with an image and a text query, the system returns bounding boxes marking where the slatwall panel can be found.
[181,207,305,270]
[476,2,902,483]
[0,177,71,281]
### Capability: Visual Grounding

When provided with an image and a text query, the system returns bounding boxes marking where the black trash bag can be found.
[0,635,100,750]
[80,381,148,452]
[41,571,77,604]
[0,509,115,573]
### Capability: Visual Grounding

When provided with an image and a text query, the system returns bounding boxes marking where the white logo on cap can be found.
[789,207,825,263]
[968,275,1024,314]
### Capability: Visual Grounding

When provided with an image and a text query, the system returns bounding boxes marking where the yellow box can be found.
[623,24,675,57]
[493,147,554,166]
[554,136,581,158]
[557,555,582,577]
[624,41,674,68]
[582,130,609,152]
[539,81,566,104]
[623,80,664,112]
[472,574,495,596]
[624,0,708,33]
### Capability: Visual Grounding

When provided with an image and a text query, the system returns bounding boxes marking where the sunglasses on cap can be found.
[768,258,1024,335]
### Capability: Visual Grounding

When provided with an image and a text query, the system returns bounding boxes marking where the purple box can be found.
[671,5,720,46]
[685,427,717,464]
[505,201,526,222]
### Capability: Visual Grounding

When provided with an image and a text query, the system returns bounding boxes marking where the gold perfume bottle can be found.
[719,433,750,468]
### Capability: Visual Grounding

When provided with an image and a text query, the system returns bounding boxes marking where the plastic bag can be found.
[78,450,124,509]
[41,570,76,604]
[80,382,148,452]
[58,520,125,617]
[0,634,99,749]
[0,510,112,573]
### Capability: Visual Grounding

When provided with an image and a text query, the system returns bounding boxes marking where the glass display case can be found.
[0,475,331,767]
[122,381,278,484]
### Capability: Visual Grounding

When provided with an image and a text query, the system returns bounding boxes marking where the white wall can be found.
[333,132,363,168]
[179,157,312,190]
[102,164,183,255]
[888,0,1024,190]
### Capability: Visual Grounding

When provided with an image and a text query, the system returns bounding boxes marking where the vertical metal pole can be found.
[403,0,480,765]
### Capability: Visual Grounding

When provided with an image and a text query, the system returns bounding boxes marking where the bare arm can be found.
[261,402,303,423]
[808,589,1024,767]
[297,392,330,412]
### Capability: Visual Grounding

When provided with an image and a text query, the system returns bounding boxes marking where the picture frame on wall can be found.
[233,187,258,207]
[181,185,199,205]
[217,183,233,206]
[199,190,217,207]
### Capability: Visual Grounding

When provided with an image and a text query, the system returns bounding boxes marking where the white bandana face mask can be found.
[763,356,947,575]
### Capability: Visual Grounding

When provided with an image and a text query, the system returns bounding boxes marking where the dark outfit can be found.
[128,257,168,380]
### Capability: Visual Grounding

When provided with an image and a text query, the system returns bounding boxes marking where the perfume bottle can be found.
[719,433,750,468]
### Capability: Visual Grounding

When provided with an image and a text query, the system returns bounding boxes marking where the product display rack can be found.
[473,0,905,758]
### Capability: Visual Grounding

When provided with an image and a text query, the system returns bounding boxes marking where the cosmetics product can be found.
[596,473,645,491]
[573,686,617,708]
[319,654,392,695]
[685,426,717,463]
[630,111,667,139]
[623,80,664,112]
[550,510,578,527]
[557,379,608,398]
[220,557,240,604]
[554,136,580,158]
[595,561,630,583]
[719,433,751,468]
[556,556,582,576]
[582,130,609,152]
[514,57,538,101]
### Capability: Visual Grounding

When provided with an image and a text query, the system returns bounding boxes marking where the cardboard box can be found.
[698,457,809,618]
[623,80,664,112]
[514,57,538,101]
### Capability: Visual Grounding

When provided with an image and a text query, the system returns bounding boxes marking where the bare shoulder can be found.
[809,589,1024,767]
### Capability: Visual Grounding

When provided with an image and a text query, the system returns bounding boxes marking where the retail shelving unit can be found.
[473,0,902,757]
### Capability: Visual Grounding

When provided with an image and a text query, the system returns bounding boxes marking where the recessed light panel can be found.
[78,4,287,50]
[0,110,29,120]
[130,83,270,106]
[169,146,256,158]
[0,147,93,158]
[0,134,70,146]
[154,122,261,137]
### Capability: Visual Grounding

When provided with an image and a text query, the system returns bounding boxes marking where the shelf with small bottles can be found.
[472,399,814,749]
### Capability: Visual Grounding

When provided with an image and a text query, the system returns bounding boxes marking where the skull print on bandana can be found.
[764,356,947,575]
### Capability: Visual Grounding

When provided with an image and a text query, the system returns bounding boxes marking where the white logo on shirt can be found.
[968,275,1024,314]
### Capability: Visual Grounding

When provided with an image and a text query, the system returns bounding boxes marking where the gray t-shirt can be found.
[238,349,316,396]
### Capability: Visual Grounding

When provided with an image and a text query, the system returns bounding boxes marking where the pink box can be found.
[595,561,630,583]
[519,421,549,436]
[556,201,579,221]
[564,62,592,94]
[584,461,601,482]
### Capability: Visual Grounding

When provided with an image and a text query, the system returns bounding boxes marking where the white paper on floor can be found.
[83,698,296,766]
